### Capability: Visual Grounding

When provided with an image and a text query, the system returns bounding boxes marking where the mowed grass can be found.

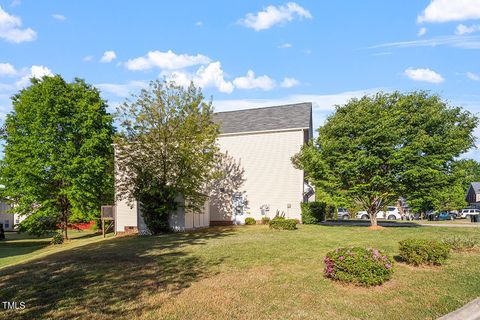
[0,229,107,269]
[0,225,479,320]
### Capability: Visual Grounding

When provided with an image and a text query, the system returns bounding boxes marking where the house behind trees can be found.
[114,103,313,233]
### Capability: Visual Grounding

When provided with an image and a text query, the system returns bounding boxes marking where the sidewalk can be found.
[438,298,480,320]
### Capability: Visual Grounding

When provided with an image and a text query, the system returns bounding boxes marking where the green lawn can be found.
[0,229,108,269]
[0,225,479,320]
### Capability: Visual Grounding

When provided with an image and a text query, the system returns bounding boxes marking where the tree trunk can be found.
[63,211,68,240]
[369,211,378,227]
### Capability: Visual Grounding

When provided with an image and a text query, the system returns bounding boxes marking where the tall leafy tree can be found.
[293,91,477,226]
[0,75,115,238]
[115,80,219,234]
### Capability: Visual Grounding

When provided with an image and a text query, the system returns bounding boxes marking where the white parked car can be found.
[356,206,402,220]
[459,208,480,219]
[337,208,350,220]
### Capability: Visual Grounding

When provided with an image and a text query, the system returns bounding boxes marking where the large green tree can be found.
[0,75,115,238]
[293,91,477,226]
[115,80,219,234]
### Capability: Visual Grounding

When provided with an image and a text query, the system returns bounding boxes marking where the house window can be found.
[4,220,9,229]
[232,192,247,215]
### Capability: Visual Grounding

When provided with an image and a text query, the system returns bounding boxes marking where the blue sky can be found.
[1,0,480,158]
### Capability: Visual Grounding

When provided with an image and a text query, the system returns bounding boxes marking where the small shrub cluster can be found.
[323,247,394,286]
[261,216,270,224]
[50,233,64,245]
[269,217,297,230]
[301,201,327,224]
[244,217,256,225]
[398,238,450,266]
[442,236,477,251]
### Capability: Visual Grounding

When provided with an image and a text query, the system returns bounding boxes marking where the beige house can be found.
[0,201,22,231]
[114,102,313,233]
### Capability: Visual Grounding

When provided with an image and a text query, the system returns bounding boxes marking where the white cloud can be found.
[16,65,53,88]
[417,27,427,37]
[418,0,480,23]
[233,70,276,90]
[466,72,480,81]
[370,35,480,50]
[167,61,234,94]
[404,68,444,83]
[0,6,36,43]
[100,50,117,63]
[456,24,480,35]
[280,77,300,88]
[239,2,312,31]
[123,50,282,94]
[195,21,203,27]
[96,80,148,97]
[278,42,292,48]
[125,50,211,71]
[52,14,66,21]
[0,62,17,76]
[83,55,94,62]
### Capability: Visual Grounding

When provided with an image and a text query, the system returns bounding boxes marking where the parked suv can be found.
[337,208,350,220]
[356,206,402,220]
[459,208,480,219]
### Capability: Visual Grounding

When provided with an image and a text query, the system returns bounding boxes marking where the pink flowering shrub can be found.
[323,247,394,286]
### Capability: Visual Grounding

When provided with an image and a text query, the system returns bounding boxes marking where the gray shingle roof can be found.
[213,102,312,134]
[471,182,480,194]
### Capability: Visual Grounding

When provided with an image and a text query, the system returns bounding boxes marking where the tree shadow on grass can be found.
[0,241,51,259]
[0,231,100,260]
[0,226,237,320]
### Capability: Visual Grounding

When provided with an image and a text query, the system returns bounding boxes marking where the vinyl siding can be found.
[213,129,305,221]
[116,196,210,233]
[0,202,14,231]
[115,198,138,233]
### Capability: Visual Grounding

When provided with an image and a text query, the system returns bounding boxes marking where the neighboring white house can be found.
[114,102,313,233]
[0,201,24,231]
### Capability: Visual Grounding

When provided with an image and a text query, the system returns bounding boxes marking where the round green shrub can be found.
[442,236,477,251]
[50,233,64,245]
[399,238,450,266]
[324,247,394,286]
[268,217,297,230]
[244,217,256,225]
[301,201,327,224]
